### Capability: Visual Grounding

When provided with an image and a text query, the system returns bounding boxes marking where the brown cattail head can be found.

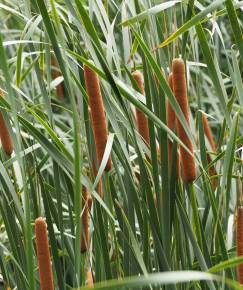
[35,217,54,290]
[51,55,65,99]
[172,58,196,183]
[86,270,94,288]
[0,92,13,155]
[167,73,180,177]
[81,186,89,253]
[132,71,150,147]
[237,207,243,284]
[84,63,112,172]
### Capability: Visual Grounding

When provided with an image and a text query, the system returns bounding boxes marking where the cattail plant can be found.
[172,58,196,183]
[0,92,13,155]
[86,270,94,288]
[132,71,150,147]
[84,63,112,172]
[202,112,218,189]
[167,73,180,177]
[237,207,243,285]
[51,55,65,99]
[81,186,89,253]
[35,217,54,290]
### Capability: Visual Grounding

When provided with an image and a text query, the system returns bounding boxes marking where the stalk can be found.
[202,112,218,189]
[167,73,180,177]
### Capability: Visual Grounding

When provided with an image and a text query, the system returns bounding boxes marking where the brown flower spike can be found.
[172,58,196,183]
[35,217,54,290]
[0,91,13,155]
[81,186,89,253]
[167,73,180,177]
[132,71,150,147]
[237,207,243,285]
[84,64,112,172]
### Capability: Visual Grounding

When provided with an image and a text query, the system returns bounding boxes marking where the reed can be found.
[84,63,112,172]
[81,186,89,253]
[237,207,243,285]
[172,58,196,183]
[167,73,180,177]
[35,217,54,290]
[0,92,13,155]
[132,71,150,147]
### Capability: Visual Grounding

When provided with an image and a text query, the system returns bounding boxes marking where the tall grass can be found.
[0,0,242,289]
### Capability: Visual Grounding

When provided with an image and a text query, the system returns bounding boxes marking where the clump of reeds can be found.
[35,217,54,290]
[132,71,150,147]
[237,207,243,285]
[81,186,89,253]
[202,112,218,189]
[172,58,196,183]
[0,91,13,155]
[84,63,112,172]
[167,73,180,177]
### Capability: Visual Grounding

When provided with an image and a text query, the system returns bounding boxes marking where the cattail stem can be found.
[237,207,243,285]
[0,92,13,155]
[132,71,150,147]
[51,55,65,99]
[81,186,89,253]
[84,64,112,172]
[167,73,180,177]
[172,58,196,183]
[35,217,54,290]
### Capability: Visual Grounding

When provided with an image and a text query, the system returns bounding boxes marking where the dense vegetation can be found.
[0,0,242,289]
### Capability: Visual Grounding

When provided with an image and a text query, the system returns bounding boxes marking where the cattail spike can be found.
[35,217,54,290]
[86,269,94,288]
[84,64,112,172]
[237,207,243,285]
[167,73,180,177]
[51,55,65,99]
[172,58,196,183]
[132,71,150,147]
[81,186,89,253]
